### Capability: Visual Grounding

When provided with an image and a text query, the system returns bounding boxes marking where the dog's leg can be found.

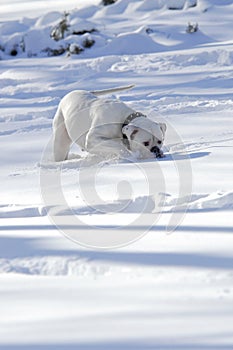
[53,108,72,161]
[53,124,72,161]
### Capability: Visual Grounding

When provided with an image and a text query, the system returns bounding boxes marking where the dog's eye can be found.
[143,141,150,147]
[157,140,162,145]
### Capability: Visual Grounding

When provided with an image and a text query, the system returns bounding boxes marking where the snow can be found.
[0,0,233,348]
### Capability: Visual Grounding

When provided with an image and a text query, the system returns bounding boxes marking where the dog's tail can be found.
[90,84,135,96]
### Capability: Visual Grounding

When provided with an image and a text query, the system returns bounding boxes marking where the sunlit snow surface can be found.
[0,0,233,349]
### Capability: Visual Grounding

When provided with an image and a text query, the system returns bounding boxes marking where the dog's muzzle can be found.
[151,146,163,158]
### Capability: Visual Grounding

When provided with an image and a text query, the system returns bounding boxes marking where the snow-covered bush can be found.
[48,13,96,56]
[42,46,67,56]
[102,0,118,6]
[82,36,95,48]
[4,33,25,56]
[72,28,97,36]
[186,22,198,33]
[50,12,70,41]
[68,43,84,55]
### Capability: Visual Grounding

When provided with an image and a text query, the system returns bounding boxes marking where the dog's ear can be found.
[122,125,139,140]
[159,123,167,137]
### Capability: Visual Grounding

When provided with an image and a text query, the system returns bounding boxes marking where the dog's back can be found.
[52,85,135,161]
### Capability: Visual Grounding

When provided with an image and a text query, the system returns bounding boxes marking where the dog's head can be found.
[122,117,166,159]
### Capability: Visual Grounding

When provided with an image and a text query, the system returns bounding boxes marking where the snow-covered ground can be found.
[0,0,233,348]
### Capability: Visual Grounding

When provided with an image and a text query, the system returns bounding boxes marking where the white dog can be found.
[52,85,166,161]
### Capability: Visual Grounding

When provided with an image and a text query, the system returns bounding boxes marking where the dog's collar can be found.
[122,111,147,129]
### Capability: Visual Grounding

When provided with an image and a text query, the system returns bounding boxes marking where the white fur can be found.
[52,86,166,161]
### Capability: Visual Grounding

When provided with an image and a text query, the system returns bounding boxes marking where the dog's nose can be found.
[151,146,163,158]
